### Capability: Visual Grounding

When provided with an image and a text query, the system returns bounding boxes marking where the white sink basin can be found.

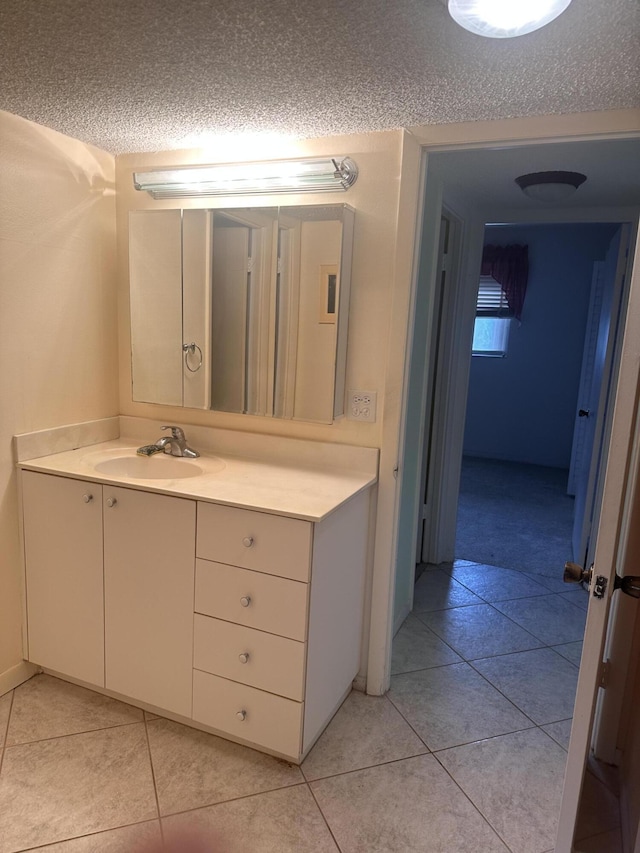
[94,455,205,480]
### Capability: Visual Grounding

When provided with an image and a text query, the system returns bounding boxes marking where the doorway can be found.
[389,137,640,851]
[394,222,622,835]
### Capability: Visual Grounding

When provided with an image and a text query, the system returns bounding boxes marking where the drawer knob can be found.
[238,652,250,664]
[82,493,93,503]
[236,709,247,721]
[106,497,117,508]
[242,536,254,548]
[240,596,252,608]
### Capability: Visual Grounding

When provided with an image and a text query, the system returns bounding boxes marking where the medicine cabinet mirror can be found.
[129,204,354,423]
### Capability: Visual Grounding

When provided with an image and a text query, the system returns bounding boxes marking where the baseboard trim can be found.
[0,661,39,696]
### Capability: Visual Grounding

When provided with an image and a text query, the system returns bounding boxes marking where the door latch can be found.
[593,575,608,599]
[564,562,640,599]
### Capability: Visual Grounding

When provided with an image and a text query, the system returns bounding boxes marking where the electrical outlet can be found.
[348,390,377,422]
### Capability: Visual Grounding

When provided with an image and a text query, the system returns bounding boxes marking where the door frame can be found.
[384,129,640,851]
[423,210,637,567]
[366,112,640,698]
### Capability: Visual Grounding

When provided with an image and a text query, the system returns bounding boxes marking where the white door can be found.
[555,230,640,852]
[571,226,630,565]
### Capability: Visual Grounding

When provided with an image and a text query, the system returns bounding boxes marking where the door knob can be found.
[82,494,93,503]
[238,652,250,664]
[563,561,591,585]
[106,497,117,508]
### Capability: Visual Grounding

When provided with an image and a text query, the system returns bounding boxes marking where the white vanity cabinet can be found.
[21,472,196,718]
[19,461,371,763]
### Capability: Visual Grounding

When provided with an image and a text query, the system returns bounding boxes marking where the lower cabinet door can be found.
[192,669,303,760]
[22,472,104,686]
[103,486,195,717]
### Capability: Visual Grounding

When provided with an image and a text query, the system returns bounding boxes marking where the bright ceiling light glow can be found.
[448,0,573,38]
[133,157,359,198]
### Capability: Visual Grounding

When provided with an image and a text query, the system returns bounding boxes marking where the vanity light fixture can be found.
[447,0,573,38]
[133,157,358,198]
[515,170,587,202]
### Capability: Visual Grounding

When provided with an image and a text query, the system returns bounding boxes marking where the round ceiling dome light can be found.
[447,0,573,38]
[515,171,587,202]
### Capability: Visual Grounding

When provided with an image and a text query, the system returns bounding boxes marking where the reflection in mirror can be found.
[129,204,354,423]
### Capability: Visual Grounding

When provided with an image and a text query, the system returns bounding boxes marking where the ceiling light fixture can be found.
[515,170,587,202]
[447,0,573,38]
[133,157,358,198]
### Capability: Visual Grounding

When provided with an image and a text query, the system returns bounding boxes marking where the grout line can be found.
[14,819,162,853]
[156,780,308,820]
[429,749,518,853]
[143,714,163,836]
[2,718,145,750]
[0,689,16,775]
[306,781,344,852]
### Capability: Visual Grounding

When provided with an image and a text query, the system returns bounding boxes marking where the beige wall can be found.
[0,111,119,683]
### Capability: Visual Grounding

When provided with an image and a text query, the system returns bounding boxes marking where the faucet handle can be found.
[161,425,185,440]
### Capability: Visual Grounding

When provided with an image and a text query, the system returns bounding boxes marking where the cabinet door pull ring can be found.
[106,497,117,508]
[83,494,93,503]
[238,652,250,664]
[240,596,251,607]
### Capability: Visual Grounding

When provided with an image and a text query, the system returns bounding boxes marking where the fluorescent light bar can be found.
[448,0,572,38]
[133,157,358,198]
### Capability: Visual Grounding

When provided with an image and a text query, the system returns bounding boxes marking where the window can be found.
[472,276,512,357]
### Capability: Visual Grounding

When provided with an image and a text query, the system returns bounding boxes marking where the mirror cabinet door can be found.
[129,210,183,406]
[129,204,354,423]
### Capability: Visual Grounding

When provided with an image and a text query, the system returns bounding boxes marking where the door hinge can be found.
[247,256,254,273]
[613,574,640,599]
[599,659,610,689]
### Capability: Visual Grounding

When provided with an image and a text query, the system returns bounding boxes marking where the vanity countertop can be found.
[17,438,377,522]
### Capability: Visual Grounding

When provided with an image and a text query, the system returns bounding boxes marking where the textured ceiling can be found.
[0,0,638,154]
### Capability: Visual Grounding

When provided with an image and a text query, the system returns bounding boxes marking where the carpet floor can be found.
[455,456,575,578]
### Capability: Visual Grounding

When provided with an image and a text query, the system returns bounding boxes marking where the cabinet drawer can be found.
[194,614,305,700]
[197,503,312,582]
[192,669,303,759]
[195,559,308,641]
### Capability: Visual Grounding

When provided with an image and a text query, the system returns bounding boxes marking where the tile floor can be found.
[0,561,621,853]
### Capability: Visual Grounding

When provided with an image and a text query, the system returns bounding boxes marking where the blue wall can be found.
[463,223,618,468]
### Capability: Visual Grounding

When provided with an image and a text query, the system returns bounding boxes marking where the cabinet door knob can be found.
[242,536,254,548]
[238,652,250,664]
[236,709,247,721]
[106,497,117,508]
[82,494,93,503]
[240,596,251,608]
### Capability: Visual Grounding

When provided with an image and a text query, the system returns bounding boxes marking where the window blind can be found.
[476,275,513,317]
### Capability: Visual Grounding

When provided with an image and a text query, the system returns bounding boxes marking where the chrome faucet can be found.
[137,425,200,458]
[156,425,200,458]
